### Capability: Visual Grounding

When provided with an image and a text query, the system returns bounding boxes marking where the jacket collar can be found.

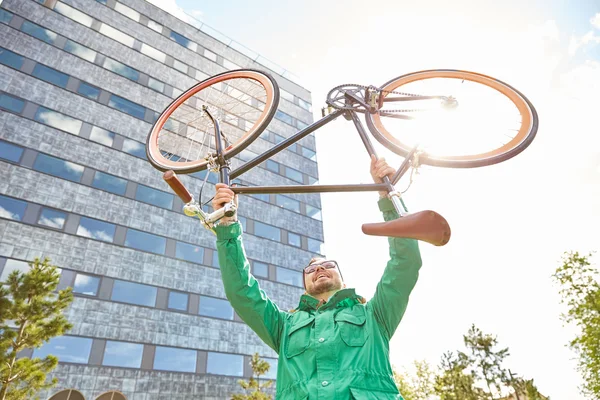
[296,288,362,312]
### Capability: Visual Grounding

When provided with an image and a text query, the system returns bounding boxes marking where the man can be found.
[212,155,422,399]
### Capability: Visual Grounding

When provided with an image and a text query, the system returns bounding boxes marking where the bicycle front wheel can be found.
[366,70,538,168]
[146,69,279,173]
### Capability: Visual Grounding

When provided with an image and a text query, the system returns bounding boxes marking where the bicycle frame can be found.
[164,89,421,233]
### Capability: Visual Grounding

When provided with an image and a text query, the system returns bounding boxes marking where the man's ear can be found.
[343,283,347,288]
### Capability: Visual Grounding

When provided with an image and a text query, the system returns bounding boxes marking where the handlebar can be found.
[162,170,237,233]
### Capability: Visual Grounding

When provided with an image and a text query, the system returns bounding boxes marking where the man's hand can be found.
[370,155,396,197]
[212,183,238,223]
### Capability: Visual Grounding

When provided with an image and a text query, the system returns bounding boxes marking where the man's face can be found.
[304,258,344,296]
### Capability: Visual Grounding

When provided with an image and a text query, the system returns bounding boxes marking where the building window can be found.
[276,267,303,287]
[140,43,166,63]
[238,149,256,162]
[103,58,140,81]
[73,273,100,296]
[114,2,140,21]
[147,20,162,33]
[34,107,82,135]
[306,204,322,221]
[301,146,317,161]
[147,77,165,92]
[285,167,303,183]
[279,89,294,102]
[238,216,247,231]
[297,120,309,130]
[275,195,300,213]
[298,98,312,112]
[204,49,217,62]
[223,59,240,70]
[0,140,23,163]
[63,40,97,63]
[153,346,197,373]
[102,341,143,368]
[307,238,323,254]
[0,259,29,282]
[76,217,116,243]
[273,133,285,144]
[275,110,293,125]
[0,9,13,24]
[20,21,57,44]
[0,195,27,222]
[199,296,233,320]
[0,48,24,69]
[89,126,115,146]
[125,229,166,255]
[308,176,318,185]
[37,208,67,229]
[33,336,92,364]
[190,169,218,183]
[265,160,279,173]
[254,222,281,241]
[288,232,301,247]
[175,242,204,264]
[33,154,84,182]
[122,138,147,159]
[108,94,146,120]
[98,23,134,47]
[170,31,195,50]
[212,250,220,268]
[54,2,93,27]
[91,171,127,196]
[48,389,85,400]
[207,352,243,376]
[250,193,269,203]
[0,93,26,113]
[168,291,188,311]
[77,82,101,100]
[135,185,173,209]
[172,59,188,74]
[252,261,269,278]
[111,280,157,307]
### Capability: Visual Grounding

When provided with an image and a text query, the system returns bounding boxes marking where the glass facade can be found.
[0,0,318,395]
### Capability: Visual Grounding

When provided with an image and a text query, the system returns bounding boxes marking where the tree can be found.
[232,353,273,400]
[552,251,600,398]
[463,324,509,399]
[394,360,436,400]
[394,367,417,400]
[0,257,73,400]
[434,351,486,400]
[412,360,436,400]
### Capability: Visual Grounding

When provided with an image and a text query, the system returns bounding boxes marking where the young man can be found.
[212,156,422,399]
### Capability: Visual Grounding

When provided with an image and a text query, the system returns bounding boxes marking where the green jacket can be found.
[215,198,422,399]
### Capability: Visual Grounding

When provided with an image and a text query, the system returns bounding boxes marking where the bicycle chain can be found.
[326,83,430,114]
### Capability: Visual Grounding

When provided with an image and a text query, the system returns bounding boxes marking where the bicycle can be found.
[145,69,538,246]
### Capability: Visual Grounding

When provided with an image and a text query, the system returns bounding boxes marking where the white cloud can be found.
[145,0,203,28]
[76,226,114,242]
[569,30,600,56]
[0,206,19,220]
[591,13,600,29]
[39,215,65,229]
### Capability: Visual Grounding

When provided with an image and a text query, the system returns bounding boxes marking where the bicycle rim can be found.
[146,69,279,173]
[366,70,538,168]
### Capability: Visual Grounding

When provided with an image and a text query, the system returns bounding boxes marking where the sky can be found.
[157,1,599,398]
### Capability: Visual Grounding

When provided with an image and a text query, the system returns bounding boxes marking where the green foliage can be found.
[552,251,600,397]
[434,351,486,400]
[0,257,73,400]
[463,324,509,398]
[231,353,273,400]
[394,360,436,400]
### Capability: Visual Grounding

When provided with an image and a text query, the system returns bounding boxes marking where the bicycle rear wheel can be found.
[366,69,538,168]
[146,69,279,173]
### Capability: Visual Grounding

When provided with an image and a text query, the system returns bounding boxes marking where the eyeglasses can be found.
[304,260,338,275]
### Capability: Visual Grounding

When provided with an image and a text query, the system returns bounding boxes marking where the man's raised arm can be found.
[213,184,286,353]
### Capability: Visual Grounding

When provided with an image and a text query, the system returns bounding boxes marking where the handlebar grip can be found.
[163,170,193,204]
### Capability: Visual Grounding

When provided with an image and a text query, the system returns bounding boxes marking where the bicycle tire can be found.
[365,69,538,168]
[146,69,279,173]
